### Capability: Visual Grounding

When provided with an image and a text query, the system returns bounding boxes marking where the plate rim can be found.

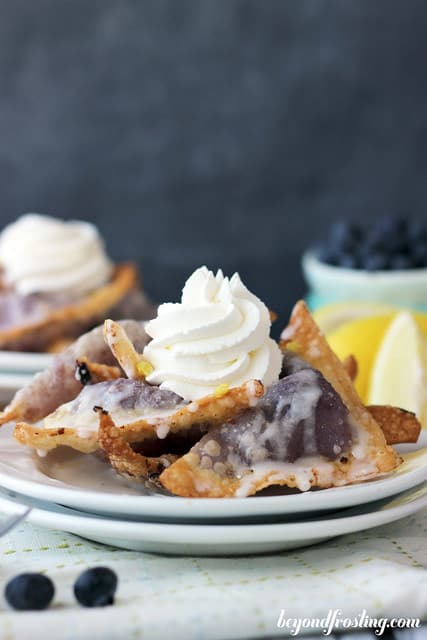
[0,483,426,545]
[0,350,52,373]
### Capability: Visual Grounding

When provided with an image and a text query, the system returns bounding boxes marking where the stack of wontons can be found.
[0,302,420,498]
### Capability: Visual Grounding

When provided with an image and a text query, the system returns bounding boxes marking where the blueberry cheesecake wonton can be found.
[0,214,154,352]
[3,267,420,498]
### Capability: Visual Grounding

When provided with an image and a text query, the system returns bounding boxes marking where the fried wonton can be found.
[9,301,415,498]
[14,378,185,454]
[0,319,150,425]
[160,301,402,497]
[367,405,421,445]
[14,376,264,472]
[0,263,152,353]
[97,380,264,480]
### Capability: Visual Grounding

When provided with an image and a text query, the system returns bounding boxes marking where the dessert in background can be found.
[0,214,154,352]
[303,216,427,310]
[2,266,419,499]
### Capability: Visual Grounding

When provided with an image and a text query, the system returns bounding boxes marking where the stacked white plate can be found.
[0,351,52,405]
[0,419,426,556]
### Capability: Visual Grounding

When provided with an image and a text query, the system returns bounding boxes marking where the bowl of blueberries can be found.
[303,217,427,309]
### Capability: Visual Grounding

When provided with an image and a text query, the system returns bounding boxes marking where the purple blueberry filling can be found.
[190,359,352,475]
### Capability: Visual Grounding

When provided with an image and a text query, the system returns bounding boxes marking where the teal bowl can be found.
[302,251,427,312]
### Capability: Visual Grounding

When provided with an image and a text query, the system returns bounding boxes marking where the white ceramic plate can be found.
[0,352,52,404]
[0,425,426,521]
[0,351,52,373]
[0,373,35,405]
[0,483,426,555]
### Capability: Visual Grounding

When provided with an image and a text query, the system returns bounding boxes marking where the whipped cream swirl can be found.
[0,214,113,296]
[143,266,282,400]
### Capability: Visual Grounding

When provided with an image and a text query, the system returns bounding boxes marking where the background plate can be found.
[0,351,52,373]
[0,351,52,405]
[0,373,34,405]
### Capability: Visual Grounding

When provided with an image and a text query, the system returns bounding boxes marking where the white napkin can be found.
[0,509,426,640]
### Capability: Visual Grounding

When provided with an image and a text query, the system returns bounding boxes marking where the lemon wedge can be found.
[415,312,427,336]
[313,301,396,334]
[368,311,427,427]
[327,314,394,401]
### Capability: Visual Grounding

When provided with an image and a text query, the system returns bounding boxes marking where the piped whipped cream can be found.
[142,266,282,400]
[0,214,113,295]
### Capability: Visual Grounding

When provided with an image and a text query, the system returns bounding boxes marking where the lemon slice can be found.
[368,311,427,427]
[327,314,394,402]
[313,301,396,334]
[415,312,427,336]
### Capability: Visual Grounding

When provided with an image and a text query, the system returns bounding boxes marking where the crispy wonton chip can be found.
[103,319,144,379]
[75,358,122,385]
[97,380,264,480]
[0,319,149,426]
[342,354,358,382]
[160,301,401,498]
[96,409,180,479]
[15,380,263,472]
[279,301,400,472]
[368,405,421,445]
[0,263,139,353]
[14,424,99,454]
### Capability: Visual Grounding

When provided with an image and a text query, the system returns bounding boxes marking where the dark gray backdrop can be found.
[0,0,426,329]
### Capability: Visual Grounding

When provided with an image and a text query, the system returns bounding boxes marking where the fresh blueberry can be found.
[4,573,54,610]
[74,567,117,607]
[362,232,387,255]
[328,221,363,250]
[321,215,426,271]
[413,242,427,267]
[316,245,340,265]
[336,253,359,269]
[361,253,389,271]
[407,221,427,245]
[376,215,408,235]
[369,216,409,254]
[384,231,407,254]
[389,254,415,270]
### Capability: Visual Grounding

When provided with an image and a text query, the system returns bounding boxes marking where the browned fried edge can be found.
[368,405,422,444]
[97,408,178,478]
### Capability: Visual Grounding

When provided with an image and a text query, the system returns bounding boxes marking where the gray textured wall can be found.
[0,0,426,328]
